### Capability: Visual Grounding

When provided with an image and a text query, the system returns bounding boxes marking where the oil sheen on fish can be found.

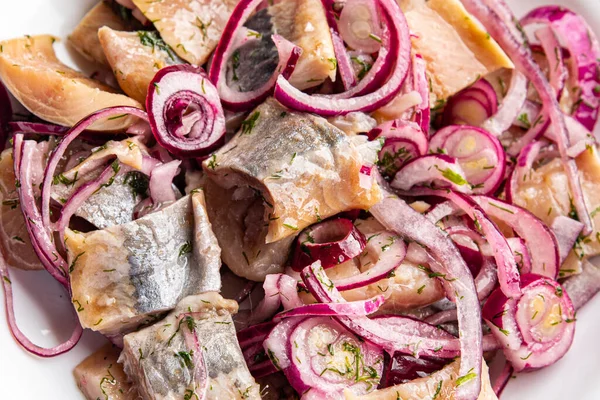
[67,193,221,336]
[0,35,141,131]
[119,292,260,400]
[203,99,381,281]
[73,343,139,400]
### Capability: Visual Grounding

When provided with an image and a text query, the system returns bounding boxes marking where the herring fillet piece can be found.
[67,194,221,336]
[69,2,129,66]
[120,292,260,400]
[73,343,139,400]
[0,35,141,131]
[132,0,238,66]
[99,28,183,103]
[203,99,381,281]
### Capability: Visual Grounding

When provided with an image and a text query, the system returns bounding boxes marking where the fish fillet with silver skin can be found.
[203,99,382,281]
[119,292,260,400]
[66,193,221,337]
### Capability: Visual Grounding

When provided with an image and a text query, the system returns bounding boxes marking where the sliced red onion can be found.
[0,253,83,357]
[373,120,428,155]
[483,70,528,136]
[263,318,304,372]
[406,190,521,299]
[425,201,459,223]
[273,0,411,116]
[483,274,575,371]
[245,274,304,327]
[333,230,406,291]
[16,138,69,287]
[238,320,278,350]
[286,317,384,398]
[535,26,567,99]
[506,237,533,275]
[377,138,420,177]
[149,160,181,204]
[391,154,471,193]
[55,163,117,234]
[551,216,584,265]
[474,195,559,279]
[359,164,374,190]
[9,121,68,136]
[147,65,225,158]
[40,107,148,231]
[291,218,367,271]
[365,191,483,399]
[429,125,506,195]
[338,0,382,53]
[507,110,550,156]
[331,29,357,90]
[521,6,600,132]
[505,140,545,203]
[460,0,593,237]
[412,54,431,135]
[443,79,498,127]
[564,115,596,158]
[274,295,384,321]
[562,259,600,310]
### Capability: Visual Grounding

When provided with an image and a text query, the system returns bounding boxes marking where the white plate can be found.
[0,1,599,399]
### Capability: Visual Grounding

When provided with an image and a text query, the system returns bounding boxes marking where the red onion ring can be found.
[273,0,411,116]
[482,70,527,136]
[367,188,483,400]
[391,154,471,193]
[149,160,181,204]
[147,65,225,158]
[443,79,498,127]
[459,0,593,236]
[521,6,600,132]
[473,195,559,279]
[0,253,82,357]
[207,0,302,111]
[274,295,384,321]
[331,28,357,90]
[428,125,506,195]
[535,26,567,99]
[483,274,575,371]
[291,218,367,272]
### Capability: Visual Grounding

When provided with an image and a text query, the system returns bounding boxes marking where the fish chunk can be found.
[73,343,139,400]
[232,0,336,91]
[99,28,183,103]
[0,35,141,131]
[345,359,497,400]
[269,0,336,89]
[51,138,147,229]
[67,193,222,336]
[69,2,130,66]
[400,0,513,103]
[203,99,381,281]
[132,0,238,66]
[120,292,260,400]
[513,147,600,277]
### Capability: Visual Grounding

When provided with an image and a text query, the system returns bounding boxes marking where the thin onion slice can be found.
[482,69,528,136]
[273,0,411,116]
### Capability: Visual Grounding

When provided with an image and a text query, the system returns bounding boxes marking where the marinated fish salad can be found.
[0,0,599,399]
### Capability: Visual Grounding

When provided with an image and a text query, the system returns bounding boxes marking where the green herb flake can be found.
[241,111,260,134]
[455,370,477,387]
[178,241,193,257]
[69,252,85,273]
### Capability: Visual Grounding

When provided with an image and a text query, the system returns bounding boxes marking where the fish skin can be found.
[67,195,222,336]
[51,138,147,229]
[99,27,183,103]
[120,292,260,400]
[69,2,129,66]
[203,99,381,281]
[73,343,139,400]
[0,35,141,131]
[132,0,239,66]
[231,0,336,92]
